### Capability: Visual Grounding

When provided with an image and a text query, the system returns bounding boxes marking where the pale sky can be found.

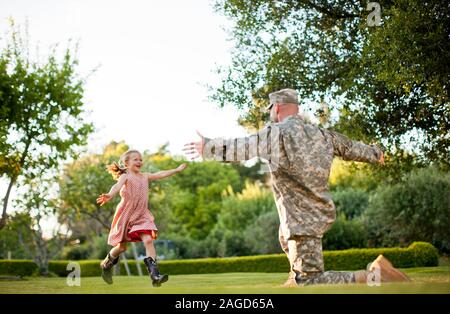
[0,0,253,234]
[0,0,249,158]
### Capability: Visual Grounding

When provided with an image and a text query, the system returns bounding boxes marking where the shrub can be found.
[0,260,38,277]
[324,242,438,270]
[158,254,288,275]
[88,234,110,259]
[243,210,281,255]
[210,182,277,257]
[167,233,221,259]
[1,242,438,277]
[409,242,439,267]
[323,214,368,250]
[216,230,248,257]
[62,244,91,260]
[218,182,276,230]
[364,166,450,253]
[332,188,369,218]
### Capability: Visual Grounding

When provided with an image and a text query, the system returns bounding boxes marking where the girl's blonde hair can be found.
[107,149,141,180]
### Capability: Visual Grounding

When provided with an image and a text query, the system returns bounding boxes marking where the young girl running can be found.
[96,149,186,287]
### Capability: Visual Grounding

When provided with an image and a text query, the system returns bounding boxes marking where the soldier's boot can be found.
[100,253,119,285]
[368,255,410,282]
[353,270,369,283]
[143,256,169,287]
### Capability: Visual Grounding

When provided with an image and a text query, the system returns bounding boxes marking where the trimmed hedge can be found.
[0,259,38,277]
[0,242,439,277]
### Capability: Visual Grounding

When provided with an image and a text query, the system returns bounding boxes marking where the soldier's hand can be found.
[183,130,205,160]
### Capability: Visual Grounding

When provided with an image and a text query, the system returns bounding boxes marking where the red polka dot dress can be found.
[107,173,157,246]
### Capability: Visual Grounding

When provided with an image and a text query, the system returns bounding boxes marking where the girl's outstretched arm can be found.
[147,163,187,181]
[97,174,127,206]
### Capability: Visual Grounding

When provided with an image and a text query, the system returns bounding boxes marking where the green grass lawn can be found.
[1,266,449,294]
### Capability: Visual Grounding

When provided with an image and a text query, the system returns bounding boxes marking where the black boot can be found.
[100,253,119,284]
[143,256,168,287]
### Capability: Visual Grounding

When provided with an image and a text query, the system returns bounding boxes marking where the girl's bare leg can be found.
[141,233,156,259]
[109,242,127,258]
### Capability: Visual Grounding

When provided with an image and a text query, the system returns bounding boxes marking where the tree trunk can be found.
[34,224,50,276]
[0,176,16,229]
[0,138,32,230]
[83,210,111,231]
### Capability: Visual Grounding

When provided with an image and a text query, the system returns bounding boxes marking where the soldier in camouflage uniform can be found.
[184,89,409,286]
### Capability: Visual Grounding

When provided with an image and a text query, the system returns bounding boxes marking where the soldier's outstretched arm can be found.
[184,127,276,163]
[326,130,384,164]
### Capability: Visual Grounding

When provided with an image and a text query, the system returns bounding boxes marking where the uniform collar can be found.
[281,114,302,124]
[266,114,303,128]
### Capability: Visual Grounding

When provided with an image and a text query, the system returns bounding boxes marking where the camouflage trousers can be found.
[279,228,355,285]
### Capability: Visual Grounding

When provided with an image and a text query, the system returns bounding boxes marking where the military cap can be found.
[267,88,299,111]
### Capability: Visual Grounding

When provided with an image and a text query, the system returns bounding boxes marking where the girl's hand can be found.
[97,193,112,206]
[176,163,187,172]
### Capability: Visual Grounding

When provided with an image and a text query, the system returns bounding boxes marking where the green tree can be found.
[216,182,275,233]
[231,160,268,184]
[329,158,380,191]
[211,181,277,256]
[0,211,32,259]
[160,161,242,240]
[211,0,449,169]
[0,21,94,229]
[332,188,369,219]
[13,178,69,275]
[58,141,129,236]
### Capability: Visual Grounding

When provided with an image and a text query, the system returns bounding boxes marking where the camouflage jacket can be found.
[203,114,383,238]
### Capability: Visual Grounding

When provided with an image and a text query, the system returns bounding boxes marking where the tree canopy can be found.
[0,21,94,229]
[211,0,449,169]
